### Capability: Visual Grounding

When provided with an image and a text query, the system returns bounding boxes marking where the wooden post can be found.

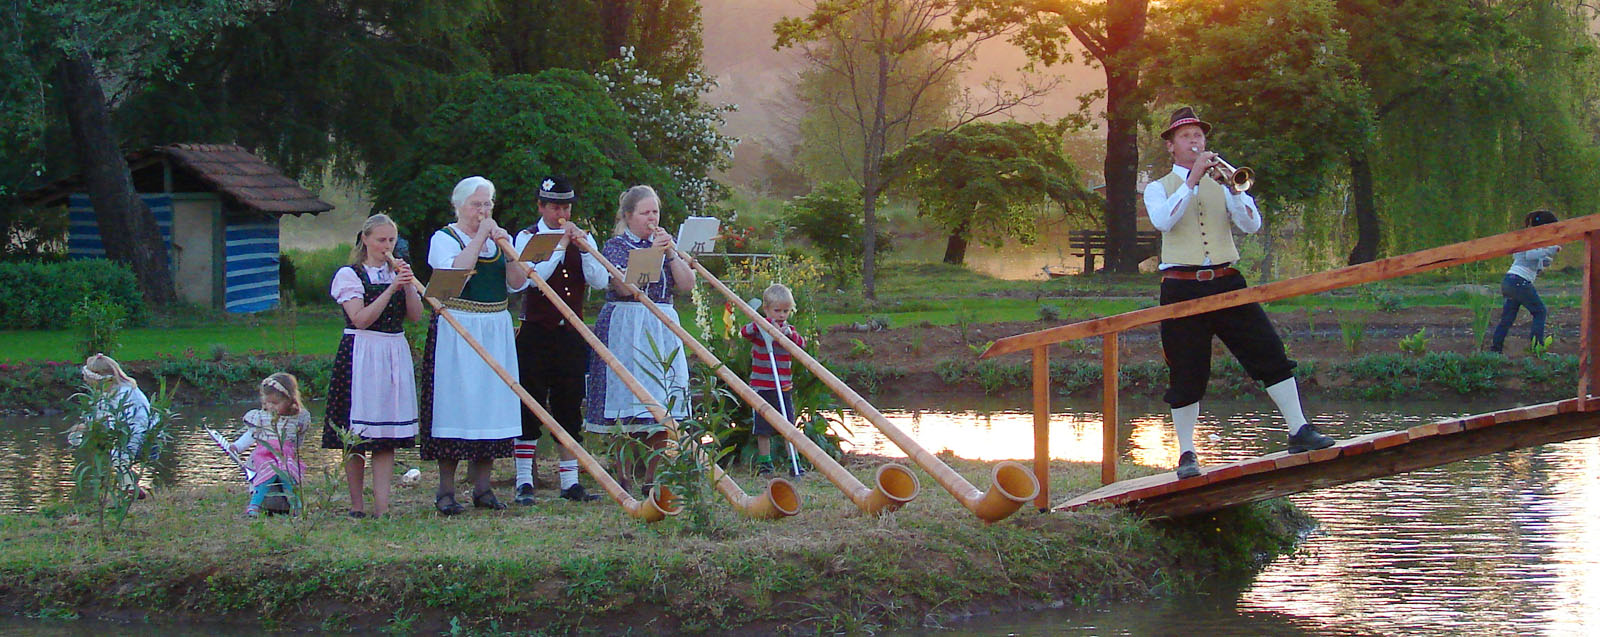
[1031,346,1050,512]
[1102,332,1120,485]
[1581,232,1600,399]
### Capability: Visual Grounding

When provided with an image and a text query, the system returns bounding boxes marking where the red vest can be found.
[523,246,586,329]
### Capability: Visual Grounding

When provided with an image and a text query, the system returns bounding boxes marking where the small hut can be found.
[26,144,332,312]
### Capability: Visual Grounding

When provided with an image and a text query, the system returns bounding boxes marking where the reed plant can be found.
[1339,317,1367,354]
[66,378,175,533]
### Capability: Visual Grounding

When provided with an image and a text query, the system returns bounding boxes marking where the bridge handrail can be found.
[982,214,1600,359]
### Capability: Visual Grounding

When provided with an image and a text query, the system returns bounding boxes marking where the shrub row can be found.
[0,259,146,329]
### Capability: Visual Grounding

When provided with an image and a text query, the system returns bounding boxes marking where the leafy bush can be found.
[0,259,146,329]
[1398,328,1429,356]
[783,181,892,285]
[70,295,128,359]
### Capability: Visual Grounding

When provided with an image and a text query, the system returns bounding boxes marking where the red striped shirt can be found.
[741,322,805,390]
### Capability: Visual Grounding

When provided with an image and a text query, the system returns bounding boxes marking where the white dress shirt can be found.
[1144,165,1262,268]
[510,219,609,292]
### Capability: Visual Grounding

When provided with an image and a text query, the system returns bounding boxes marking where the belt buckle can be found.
[1195,268,1215,282]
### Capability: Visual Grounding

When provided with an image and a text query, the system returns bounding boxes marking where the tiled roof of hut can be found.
[156,144,333,214]
[19,143,332,214]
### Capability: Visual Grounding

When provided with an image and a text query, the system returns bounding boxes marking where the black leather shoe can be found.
[435,493,465,516]
[1175,451,1201,480]
[514,483,536,506]
[472,490,507,510]
[560,484,600,502]
[1287,424,1336,454]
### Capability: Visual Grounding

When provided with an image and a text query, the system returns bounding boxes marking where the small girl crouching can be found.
[68,353,157,497]
[230,373,312,517]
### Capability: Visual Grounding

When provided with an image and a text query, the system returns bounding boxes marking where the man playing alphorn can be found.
[1143,106,1335,480]
[510,177,608,503]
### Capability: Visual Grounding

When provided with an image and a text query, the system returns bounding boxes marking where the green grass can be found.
[0,453,1306,633]
[0,316,345,363]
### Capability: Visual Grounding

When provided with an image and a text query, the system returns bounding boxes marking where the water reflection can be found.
[0,402,375,513]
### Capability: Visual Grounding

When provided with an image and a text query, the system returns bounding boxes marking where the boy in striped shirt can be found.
[739,284,803,476]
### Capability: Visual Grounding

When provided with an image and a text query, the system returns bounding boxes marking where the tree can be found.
[369,69,674,266]
[1145,0,1373,257]
[595,47,737,214]
[775,0,1044,299]
[792,31,959,185]
[1339,0,1600,262]
[975,0,1153,273]
[2,0,249,305]
[782,181,890,285]
[114,0,487,182]
[885,122,1099,264]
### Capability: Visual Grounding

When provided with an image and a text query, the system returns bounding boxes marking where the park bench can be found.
[1067,229,1161,273]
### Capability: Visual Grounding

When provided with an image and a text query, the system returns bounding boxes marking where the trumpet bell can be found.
[1228,166,1254,192]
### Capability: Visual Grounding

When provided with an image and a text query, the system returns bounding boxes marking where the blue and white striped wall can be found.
[223,218,280,313]
[69,193,284,313]
[68,194,173,258]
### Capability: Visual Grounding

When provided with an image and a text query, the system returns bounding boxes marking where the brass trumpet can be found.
[1192,148,1255,192]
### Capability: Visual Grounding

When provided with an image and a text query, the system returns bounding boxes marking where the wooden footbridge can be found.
[982,214,1600,518]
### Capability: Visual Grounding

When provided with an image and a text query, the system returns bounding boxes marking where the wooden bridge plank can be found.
[1370,430,1411,450]
[1054,400,1600,518]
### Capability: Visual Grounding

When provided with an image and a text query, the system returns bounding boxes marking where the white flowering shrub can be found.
[596,47,738,214]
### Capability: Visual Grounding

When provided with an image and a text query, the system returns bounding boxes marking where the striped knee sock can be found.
[514,440,537,487]
[558,460,579,490]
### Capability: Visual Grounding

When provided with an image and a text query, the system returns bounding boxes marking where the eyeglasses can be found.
[468,200,495,210]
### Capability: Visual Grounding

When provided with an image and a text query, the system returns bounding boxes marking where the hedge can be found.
[0,259,146,329]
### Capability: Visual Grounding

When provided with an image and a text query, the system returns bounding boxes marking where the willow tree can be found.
[885,122,1099,264]
[1357,0,1600,261]
[775,0,1044,299]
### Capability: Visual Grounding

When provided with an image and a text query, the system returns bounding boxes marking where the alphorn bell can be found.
[689,260,1039,523]
[493,233,800,519]
[564,232,921,515]
[387,251,679,521]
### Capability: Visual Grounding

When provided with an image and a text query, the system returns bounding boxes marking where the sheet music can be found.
[424,267,474,301]
[676,216,720,255]
[624,246,666,287]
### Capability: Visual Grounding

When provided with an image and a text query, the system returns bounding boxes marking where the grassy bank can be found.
[4,260,1572,364]
[0,455,1308,634]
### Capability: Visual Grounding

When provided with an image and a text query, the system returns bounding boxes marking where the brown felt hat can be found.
[1160,106,1212,140]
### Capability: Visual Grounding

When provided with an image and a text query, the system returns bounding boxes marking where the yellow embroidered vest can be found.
[1157,171,1240,266]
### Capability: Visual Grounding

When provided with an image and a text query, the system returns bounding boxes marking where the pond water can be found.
[4,395,1597,635]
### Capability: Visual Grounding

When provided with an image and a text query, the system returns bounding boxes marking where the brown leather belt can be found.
[1162,267,1239,281]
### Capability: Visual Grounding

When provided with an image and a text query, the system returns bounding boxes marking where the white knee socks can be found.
[1172,402,1199,456]
[514,440,537,487]
[1265,378,1309,435]
[558,460,579,490]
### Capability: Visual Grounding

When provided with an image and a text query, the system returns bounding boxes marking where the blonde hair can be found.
[612,185,660,236]
[762,283,795,308]
[82,353,135,388]
[260,372,305,415]
[347,214,398,266]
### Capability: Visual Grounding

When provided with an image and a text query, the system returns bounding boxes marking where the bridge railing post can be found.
[1032,346,1050,512]
[1102,332,1120,485]
[1582,232,1600,400]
